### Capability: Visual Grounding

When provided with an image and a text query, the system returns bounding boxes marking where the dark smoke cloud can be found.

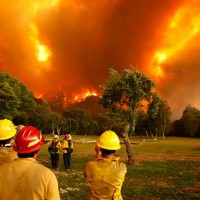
[1,0,200,119]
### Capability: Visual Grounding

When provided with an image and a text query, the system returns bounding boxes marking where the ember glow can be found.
[0,0,200,119]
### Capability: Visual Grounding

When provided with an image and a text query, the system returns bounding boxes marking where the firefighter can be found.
[61,133,73,171]
[47,135,61,169]
[0,119,18,165]
[84,130,127,200]
[0,126,60,200]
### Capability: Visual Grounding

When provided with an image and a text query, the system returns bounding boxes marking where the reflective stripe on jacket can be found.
[84,156,127,200]
[0,158,60,200]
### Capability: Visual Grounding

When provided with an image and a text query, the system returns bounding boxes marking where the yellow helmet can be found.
[97,130,121,150]
[0,119,17,140]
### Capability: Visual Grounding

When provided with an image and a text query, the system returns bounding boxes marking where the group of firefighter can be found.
[0,119,127,200]
[47,133,73,171]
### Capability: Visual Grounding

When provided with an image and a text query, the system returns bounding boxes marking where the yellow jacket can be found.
[84,156,127,200]
[0,158,60,200]
[61,139,73,154]
[0,147,18,166]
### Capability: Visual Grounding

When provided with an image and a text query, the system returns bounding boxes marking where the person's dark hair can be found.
[0,138,12,146]
[100,148,116,156]
[18,150,39,158]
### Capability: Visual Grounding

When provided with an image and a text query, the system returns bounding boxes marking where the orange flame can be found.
[72,89,98,102]
[35,93,43,99]
[28,1,61,65]
[30,24,52,63]
[37,44,51,62]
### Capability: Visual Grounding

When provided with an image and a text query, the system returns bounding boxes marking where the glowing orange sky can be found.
[0,0,200,119]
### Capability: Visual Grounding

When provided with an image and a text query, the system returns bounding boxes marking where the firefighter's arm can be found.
[46,141,52,147]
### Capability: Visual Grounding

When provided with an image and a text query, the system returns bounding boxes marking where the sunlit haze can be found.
[0,0,200,119]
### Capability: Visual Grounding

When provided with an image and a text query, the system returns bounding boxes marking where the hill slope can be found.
[68,96,107,115]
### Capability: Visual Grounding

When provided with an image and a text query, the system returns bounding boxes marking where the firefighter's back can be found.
[0,157,59,200]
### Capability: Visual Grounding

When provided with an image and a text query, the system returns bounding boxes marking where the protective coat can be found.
[61,139,73,154]
[84,156,127,200]
[0,158,60,200]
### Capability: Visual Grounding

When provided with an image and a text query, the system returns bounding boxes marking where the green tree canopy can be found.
[99,67,156,135]
[0,73,36,120]
[171,104,200,137]
[62,108,95,135]
[94,113,113,135]
[29,99,55,132]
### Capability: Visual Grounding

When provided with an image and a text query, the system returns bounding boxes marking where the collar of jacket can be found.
[98,156,120,162]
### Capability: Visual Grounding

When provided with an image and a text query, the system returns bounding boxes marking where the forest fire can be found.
[41,88,99,110]
[0,0,200,119]
[73,90,98,102]
[35,93,43,99]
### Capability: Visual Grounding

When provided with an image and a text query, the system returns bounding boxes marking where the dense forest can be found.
[1,71,200,138]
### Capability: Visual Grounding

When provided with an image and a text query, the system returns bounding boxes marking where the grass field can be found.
[39,136,200,200]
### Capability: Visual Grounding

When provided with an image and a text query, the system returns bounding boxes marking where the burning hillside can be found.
[0,0,200,119]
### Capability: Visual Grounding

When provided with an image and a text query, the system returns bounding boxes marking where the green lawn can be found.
[39,136,200,200]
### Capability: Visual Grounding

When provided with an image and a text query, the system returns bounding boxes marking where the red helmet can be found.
[65,133,69,137]
[65,133,71,140]
[13,126,44,153]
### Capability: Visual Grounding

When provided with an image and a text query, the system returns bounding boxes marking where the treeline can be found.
[1,72,200,138]
[135,104,200,138]
[169,104,200,137]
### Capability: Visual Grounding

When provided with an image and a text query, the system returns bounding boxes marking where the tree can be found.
[62,108,95,135]
[0,73,64,131]
[99,67,156,165]
[175,104,200,137]
[99,68,156,134]
[158,100,171,139]
[147,93,171,139]
[135,110,149,137]
[0,73,36,121]
[29,99,55,133]
[94,113,113,135]
[51,112,63,135]
[0,81,20,119]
